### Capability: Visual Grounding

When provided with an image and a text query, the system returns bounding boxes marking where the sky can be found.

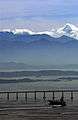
[0,0,78,31]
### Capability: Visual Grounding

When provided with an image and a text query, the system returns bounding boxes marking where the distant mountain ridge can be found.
[1,23,78,40]
[0,23,78,65]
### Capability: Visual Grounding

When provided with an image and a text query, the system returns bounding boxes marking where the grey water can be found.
[0,79,78,91]
[0,75,78,91]
[0,68,78,91]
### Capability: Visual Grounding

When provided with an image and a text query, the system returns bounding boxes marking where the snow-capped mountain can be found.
[12,29,35,35]
[12,29,55,37]
[0,23,78,65]
[57,23,78,39]
[1,23,78,40]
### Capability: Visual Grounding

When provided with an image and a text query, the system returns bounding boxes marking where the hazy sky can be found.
[0,0,78,31]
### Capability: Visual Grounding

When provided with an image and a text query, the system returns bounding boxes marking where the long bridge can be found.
[0,89,77,102]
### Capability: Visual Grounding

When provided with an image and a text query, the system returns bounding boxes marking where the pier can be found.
[0,90,78,120]
[0,89,77,102]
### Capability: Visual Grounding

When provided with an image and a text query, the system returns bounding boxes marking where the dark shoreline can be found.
[0,76,77,84]
[0,70,78,83]
[0,70,78,78]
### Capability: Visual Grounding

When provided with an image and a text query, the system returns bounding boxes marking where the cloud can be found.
[0,0,78,30]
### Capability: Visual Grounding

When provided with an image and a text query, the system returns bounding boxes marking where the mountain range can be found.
[0,23,78,67]
[1,23,78,39]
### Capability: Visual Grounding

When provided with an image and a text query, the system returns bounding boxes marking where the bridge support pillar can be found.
[53,91,55,100]
[71,92,73,101]
[7,92,9,101]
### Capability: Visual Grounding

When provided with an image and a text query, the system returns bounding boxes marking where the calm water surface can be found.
[0,79,78,91]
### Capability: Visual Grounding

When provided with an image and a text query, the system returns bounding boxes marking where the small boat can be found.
[48,97,66,107]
